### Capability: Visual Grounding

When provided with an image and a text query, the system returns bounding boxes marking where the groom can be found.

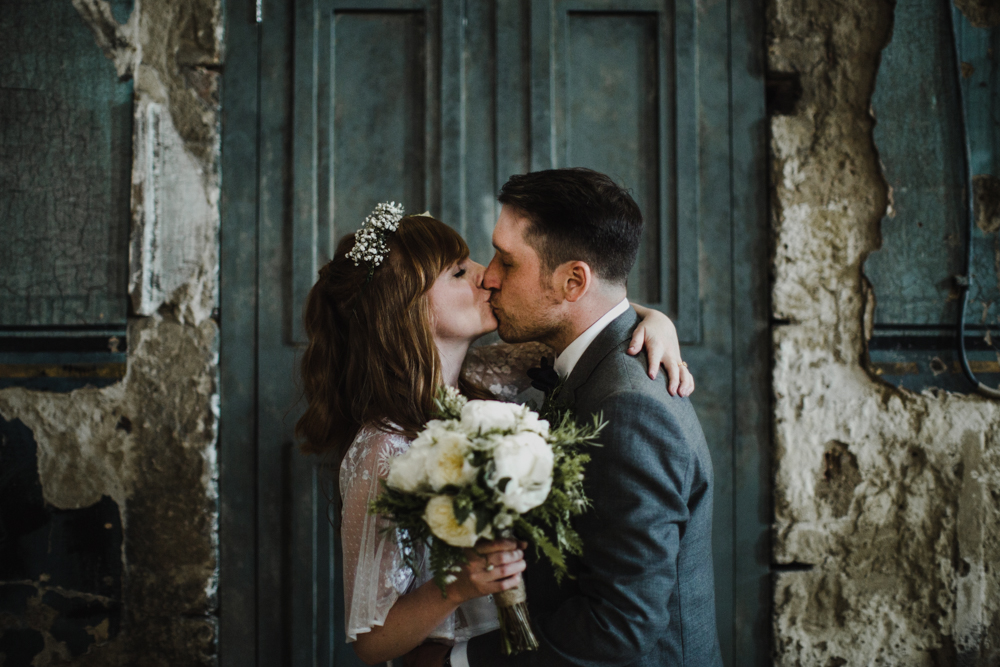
[414,168,721,667]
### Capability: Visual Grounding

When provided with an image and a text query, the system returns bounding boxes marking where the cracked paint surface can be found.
[769,0,1000,664]
[0,0,221,664]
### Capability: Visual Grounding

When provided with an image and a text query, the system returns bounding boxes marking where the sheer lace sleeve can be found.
[461,341,553,400]
[339,425,500,645]
[339,426,414,642]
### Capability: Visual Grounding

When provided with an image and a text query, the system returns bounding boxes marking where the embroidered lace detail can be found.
[461,341,553,400]
[340,425,499,644]
[339,342,551,645]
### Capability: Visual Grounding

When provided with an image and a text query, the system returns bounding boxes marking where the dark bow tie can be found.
[526,356,560,395]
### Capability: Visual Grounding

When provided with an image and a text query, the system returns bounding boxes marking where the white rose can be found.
[490,432,555,513]
[386,445,429,492]
[411,419,450,450]
[516,406,550,438]
[424,495,483,547]
[426,431,478,490]
[460,400,520,434]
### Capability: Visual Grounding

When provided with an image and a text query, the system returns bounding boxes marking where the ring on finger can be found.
[679,361,688,368]
[485,563,495,572]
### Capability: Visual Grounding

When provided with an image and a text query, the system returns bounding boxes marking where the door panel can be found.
[220,0,768,664]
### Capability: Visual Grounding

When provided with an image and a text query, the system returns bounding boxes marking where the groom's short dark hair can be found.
[497,168,642,285]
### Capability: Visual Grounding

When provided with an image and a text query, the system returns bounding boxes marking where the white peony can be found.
[460,400,520,434]
[386,445,430,492]
[426,431,478,490]
[424,495,486,547]
[516,406,550,438]
[410,419,450,450]
[490,432,555,513]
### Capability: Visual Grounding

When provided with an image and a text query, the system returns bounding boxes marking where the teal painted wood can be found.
[867,1,1000,329]
[672,0,700,343]
[957,11,999,329]
[691,1,736,662]
[730,0,772,663]
[0,0,133,328]
[256,0,296,663]
[496,1,532,197]
[218,0,260,662]
[226,0,769,664]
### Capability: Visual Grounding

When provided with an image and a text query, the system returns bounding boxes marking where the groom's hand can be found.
[402,642,450,667]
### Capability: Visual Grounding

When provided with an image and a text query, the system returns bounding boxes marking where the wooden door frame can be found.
[217,0,771,664]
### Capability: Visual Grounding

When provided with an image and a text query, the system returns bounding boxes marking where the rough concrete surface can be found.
[769,0,1000,664]
[0,0,221,664]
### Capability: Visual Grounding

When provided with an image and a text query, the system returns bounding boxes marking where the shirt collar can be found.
[553,298,630,379]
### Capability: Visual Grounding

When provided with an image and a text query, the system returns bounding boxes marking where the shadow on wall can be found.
[0,416,123,666]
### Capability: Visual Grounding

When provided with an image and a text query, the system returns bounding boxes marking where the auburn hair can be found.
[296,215,490,463]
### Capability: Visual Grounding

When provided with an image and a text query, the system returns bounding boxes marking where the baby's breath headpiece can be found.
[346,201,405,281]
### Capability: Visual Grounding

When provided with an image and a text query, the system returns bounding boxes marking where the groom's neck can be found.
[547,287,626,355]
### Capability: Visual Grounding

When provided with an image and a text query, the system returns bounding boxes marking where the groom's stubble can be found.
[485,207,572,348]
[490,285,564,346]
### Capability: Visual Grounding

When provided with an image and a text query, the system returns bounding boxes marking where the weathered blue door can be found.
[219,0,769,665]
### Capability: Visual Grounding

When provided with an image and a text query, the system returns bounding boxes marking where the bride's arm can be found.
[352,542,523,665]
[629,303,694,396]
[340,430,524,665]
[462,305,694,399]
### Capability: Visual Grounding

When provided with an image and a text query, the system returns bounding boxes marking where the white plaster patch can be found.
[130,101,220,325]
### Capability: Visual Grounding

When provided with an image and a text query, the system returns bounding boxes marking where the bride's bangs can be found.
[392,215,470,283]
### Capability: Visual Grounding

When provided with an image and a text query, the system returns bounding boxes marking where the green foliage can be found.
[369,390,607,596]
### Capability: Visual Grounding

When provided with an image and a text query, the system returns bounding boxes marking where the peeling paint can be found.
[0,0,222,663]
[769,0,1000,663]
[955,0,1000,28]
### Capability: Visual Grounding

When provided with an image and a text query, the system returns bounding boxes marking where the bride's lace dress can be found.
[339,342,550,644]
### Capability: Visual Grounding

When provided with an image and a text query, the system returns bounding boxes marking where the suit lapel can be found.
[558,309,639,406]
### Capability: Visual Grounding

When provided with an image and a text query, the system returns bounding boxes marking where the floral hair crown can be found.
[346,201,405,280]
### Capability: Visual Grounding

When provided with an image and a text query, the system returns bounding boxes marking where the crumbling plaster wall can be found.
[769,0,1000,665]
[0,0,222,664]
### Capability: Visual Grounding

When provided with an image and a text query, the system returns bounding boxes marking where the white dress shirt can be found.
[552,298,630,379]
[449,297,630,667]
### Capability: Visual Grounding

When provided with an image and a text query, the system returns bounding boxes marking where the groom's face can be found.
[483,206,563,344]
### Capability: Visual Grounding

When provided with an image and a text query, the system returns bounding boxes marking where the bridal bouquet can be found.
[370,386,604,655]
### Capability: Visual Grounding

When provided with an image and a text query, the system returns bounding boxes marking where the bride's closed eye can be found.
[454,267,467,278]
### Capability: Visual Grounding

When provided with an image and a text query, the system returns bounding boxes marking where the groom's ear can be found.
[558,261,593,303]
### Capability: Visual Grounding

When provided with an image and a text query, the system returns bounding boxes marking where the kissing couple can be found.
[297,168,722,667]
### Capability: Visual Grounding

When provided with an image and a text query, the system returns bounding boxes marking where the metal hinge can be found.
[256,0,262,23]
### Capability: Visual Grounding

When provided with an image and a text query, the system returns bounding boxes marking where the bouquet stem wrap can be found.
[494,580,539,655]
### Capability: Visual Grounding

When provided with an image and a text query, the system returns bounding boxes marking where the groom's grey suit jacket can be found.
[467,309,722,667]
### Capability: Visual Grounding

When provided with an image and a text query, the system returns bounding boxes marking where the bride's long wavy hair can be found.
[296,215,490,464]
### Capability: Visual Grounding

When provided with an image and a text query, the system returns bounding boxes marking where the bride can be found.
[295,208,692,665]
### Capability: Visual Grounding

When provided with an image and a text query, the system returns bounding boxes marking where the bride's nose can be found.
[468,260,487,288]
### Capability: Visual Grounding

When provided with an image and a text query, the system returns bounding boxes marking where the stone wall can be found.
[768,0,1000,664]
[0,0,222,664]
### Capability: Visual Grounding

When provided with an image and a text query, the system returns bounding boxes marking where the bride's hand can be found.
[446,539,526,604]
[628,304,695,397]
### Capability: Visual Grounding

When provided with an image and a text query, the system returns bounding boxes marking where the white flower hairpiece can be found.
[346,202,405,273]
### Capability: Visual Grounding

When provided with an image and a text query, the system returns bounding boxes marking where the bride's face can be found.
[428,258,498,344]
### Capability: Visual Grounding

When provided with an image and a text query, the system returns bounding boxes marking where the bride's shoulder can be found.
[340,424,412,493]
[344,423,410,469]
